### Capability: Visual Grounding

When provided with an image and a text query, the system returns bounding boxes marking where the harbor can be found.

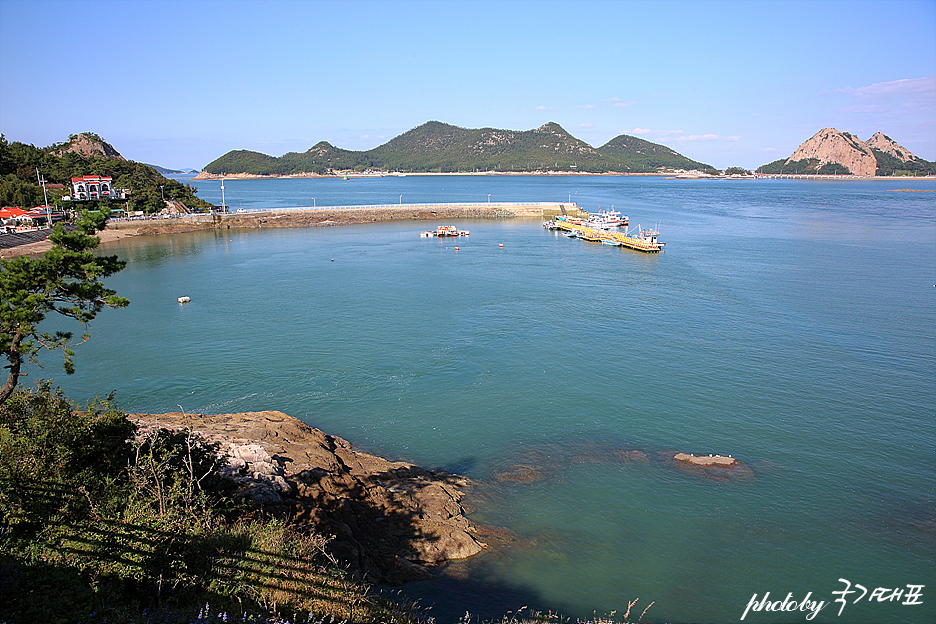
[545,213,665,253]
[45,175,935,623]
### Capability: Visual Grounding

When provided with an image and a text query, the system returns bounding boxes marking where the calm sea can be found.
[48,175,934,623]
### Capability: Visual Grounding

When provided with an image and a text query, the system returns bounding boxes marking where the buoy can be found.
[499,244,504,247]
[455,247,459,251]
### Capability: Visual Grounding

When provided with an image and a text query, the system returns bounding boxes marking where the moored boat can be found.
[585,207,629,229]
[552,215,664,253]
[420,225,470,237]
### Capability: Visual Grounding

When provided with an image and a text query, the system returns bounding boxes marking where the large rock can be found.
[865,132,921,163]
[131,410,485,584]
[787,127,878,176]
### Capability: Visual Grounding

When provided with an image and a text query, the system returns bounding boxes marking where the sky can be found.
[1,0,934,171]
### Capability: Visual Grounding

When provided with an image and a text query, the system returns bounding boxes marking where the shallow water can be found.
[48,175,935,623]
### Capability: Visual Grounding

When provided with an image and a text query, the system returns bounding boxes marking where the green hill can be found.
[598,134,711,172]
[203,121,714,175]
[0,134,213,213]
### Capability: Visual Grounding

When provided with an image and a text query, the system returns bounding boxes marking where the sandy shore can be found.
[1,228,137,259]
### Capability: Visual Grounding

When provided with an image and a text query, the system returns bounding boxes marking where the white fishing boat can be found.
[585,207,629,229]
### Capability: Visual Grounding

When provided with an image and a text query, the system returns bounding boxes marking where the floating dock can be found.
[550,216,665,253]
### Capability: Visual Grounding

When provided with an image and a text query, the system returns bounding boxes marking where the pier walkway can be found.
[219,201,578,216]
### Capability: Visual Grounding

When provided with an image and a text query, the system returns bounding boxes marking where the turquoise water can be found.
[48,176,934,623]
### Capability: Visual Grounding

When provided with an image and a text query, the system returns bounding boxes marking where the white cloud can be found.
[613,101,637,107]
[579,123,594,128]
[535,105,553,111]
[571,104,596,110]
[633,128,650,134]
[836,74,936,101]
[750,113,760,117]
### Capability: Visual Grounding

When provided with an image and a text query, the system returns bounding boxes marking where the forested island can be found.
[203,121,718,176]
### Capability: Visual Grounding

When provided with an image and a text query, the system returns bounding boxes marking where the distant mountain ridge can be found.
[757,128,934,176]
[203,121,714,175]
[144,164,199,175]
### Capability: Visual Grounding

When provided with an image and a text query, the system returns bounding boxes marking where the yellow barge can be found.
[553,216,665,253]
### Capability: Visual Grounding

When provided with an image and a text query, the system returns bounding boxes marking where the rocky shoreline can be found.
[130,410,486,585]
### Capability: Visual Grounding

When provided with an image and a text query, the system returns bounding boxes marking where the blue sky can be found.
[1,0,934,170]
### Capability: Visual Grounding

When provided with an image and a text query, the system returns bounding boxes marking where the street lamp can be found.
[487,194,491,203]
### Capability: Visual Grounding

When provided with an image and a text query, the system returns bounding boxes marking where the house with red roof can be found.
[69,175,127,201]
[0,207,28,233]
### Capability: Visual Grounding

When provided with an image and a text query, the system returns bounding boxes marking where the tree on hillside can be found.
[0,208,128,403]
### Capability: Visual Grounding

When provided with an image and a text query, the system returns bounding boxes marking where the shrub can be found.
[0,383,401,624]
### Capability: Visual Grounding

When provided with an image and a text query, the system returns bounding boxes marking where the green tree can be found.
[0,208,128,403]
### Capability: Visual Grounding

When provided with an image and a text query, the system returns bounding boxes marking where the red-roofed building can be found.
[0,207,29,233]
[70,175,127,200]
[0,207,28,221]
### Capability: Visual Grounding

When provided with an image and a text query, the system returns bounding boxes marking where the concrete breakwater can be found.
[107,202,587,237]
[2,203,586,257]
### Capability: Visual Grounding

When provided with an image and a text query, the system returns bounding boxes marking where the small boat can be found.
[177,296,191,304]
[420,225,470,237]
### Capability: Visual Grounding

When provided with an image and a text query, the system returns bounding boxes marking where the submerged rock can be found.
[674,452,738,467]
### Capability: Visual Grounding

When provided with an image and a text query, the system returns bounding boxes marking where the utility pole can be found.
[36,168,49,226]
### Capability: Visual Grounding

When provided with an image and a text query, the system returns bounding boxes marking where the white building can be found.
[69,175,126,200]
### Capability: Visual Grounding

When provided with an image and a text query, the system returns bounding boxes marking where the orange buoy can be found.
[455,247,459,251]
[499,244,504,247]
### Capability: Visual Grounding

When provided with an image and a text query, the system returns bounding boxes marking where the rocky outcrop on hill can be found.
[57,132,125,160]
[865,131,920,162]
[130,410,486,584]
[768,127,932,176]
[787,128,878,176]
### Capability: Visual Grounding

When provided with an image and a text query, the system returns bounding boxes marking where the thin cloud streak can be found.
[836,74,935,100]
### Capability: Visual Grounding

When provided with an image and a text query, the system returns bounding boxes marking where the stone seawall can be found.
[104,203,586,238]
